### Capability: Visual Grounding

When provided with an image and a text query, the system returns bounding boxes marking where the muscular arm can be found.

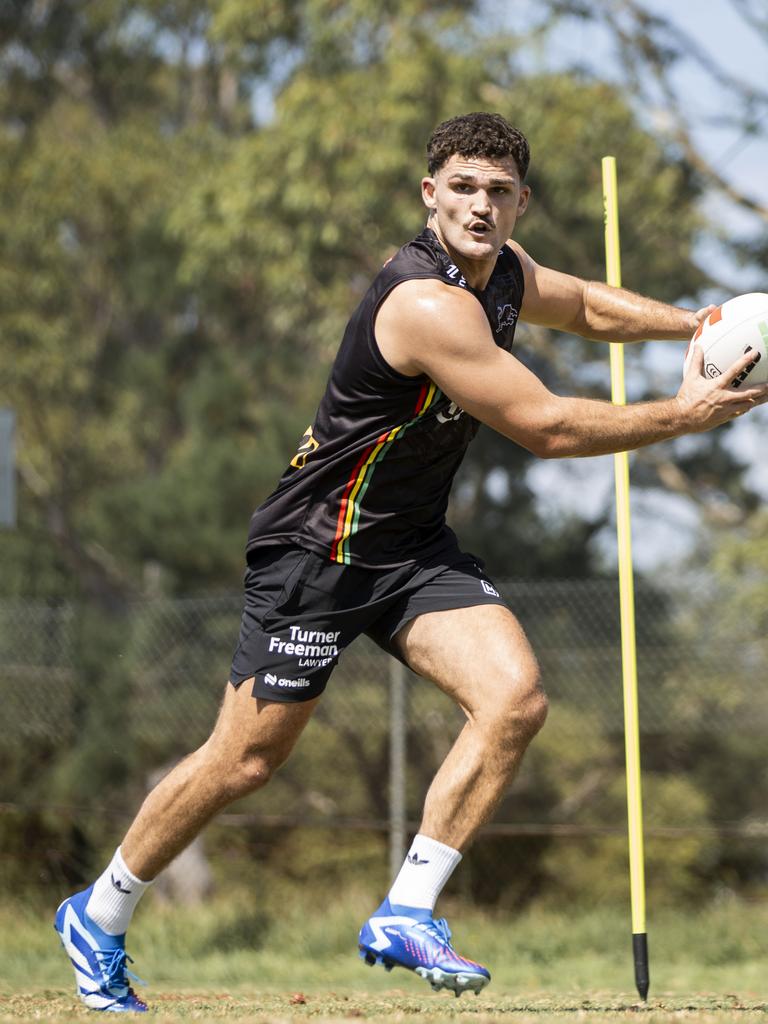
[508,240,706,342]
[375,279,766,459]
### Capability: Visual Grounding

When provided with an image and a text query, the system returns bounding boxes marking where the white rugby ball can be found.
[684,292,768,386]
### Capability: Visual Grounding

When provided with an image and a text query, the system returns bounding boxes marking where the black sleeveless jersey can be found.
[247,227,525,568]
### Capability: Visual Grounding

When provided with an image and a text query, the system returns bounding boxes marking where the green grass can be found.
[1,887,766,1022]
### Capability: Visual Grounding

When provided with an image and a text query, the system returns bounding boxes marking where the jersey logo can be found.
[445,263,467,288]
[290,426,319,469]
[496,304,519,333]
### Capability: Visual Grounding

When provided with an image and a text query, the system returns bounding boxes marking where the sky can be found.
[491,0,768,572]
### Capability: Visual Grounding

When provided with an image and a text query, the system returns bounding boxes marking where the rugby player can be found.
[55,112,767,1010]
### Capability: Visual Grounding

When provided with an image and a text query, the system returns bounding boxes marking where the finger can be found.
[722,390,768,420]
[684,341,704,377]
[731,380,768,401]
[692,304,717,328]
[735,387,768,407]
[719,346,762,388]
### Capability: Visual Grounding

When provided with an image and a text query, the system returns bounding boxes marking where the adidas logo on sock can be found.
[407,852,430,866]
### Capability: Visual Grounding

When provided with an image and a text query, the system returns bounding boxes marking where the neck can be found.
[427,218,496,290]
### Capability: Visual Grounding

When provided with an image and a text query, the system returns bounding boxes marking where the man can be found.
[55,112,766,1011]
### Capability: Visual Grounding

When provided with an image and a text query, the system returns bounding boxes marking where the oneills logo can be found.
[291,426,319,469]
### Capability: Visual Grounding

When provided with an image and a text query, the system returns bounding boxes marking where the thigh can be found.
[209,679,321,763]
[365,551,506,657]
[394,604,543,718]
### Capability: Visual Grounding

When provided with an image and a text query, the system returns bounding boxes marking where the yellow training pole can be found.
[602,156,649,1001]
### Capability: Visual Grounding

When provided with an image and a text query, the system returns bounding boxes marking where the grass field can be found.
[1,887,765,1023]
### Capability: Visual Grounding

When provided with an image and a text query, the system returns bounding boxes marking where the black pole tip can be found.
[632,932,649,1001]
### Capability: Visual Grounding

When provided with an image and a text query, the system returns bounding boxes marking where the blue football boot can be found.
[54,886,147,1012]
[358,897,490,996]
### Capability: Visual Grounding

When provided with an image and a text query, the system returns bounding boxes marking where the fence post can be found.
[389,657,407,881]
[0,408,16,529]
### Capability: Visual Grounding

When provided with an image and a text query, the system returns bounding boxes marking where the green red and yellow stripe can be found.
[330,381,439,564]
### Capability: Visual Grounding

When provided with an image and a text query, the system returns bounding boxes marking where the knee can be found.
[233,752,279,795]
[206,744,288,801]
[518,683,549,739]
[485,664,549,746]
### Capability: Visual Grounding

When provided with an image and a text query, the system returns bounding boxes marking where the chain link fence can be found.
[1,577,766,904]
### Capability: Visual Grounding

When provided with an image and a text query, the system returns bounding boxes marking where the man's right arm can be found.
[374,279,767,458]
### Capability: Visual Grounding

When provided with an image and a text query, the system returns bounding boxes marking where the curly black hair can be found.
[426,112,530,180]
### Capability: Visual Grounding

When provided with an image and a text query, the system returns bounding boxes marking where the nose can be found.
[471,190,491,216]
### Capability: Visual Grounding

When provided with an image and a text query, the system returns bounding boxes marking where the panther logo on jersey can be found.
[496,304,519,333]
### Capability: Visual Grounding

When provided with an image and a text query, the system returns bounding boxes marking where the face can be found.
[421,153,530,266]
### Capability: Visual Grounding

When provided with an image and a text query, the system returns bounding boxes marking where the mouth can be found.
[467,221,493,238]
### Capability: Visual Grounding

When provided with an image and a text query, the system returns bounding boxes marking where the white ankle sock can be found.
[85,847,153,936]
[387,834,462,912]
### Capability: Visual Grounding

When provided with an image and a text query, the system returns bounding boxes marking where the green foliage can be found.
[540,775,712,906]
[707,508,768,616]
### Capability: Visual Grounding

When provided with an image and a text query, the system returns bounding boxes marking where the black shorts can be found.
[229,544,507,702]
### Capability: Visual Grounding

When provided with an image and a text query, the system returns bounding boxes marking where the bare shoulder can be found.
[378,277,479,324]
[376,278,491,376]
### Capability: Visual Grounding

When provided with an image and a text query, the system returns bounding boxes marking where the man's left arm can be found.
[508,240,714,342]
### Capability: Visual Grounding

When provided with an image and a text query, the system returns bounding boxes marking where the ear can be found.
[421,176,437,212]
[517,184,531,218]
